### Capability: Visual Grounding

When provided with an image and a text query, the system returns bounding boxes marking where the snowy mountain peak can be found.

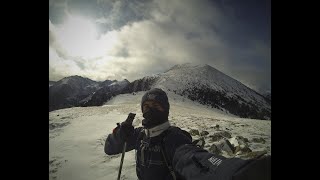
[117,63,270,119]
[161,63,244,93]
[166,63,210,72]
[154,64,271,119]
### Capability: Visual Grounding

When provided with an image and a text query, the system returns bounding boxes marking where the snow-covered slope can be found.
[124,63,271,119]
[49,91,271,180]
[161,63,267,106]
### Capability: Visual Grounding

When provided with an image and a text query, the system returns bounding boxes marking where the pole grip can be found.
[125,113,136,124]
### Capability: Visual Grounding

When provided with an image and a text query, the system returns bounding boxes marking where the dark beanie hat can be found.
[141,88,170,113]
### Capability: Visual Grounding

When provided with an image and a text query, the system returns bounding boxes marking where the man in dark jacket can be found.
[104,88,270,180]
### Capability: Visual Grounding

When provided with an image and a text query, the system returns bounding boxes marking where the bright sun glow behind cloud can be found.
[54,15,117,59]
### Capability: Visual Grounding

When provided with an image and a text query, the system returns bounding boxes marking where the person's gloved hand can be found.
[119,121,134,141]
[112,113,135,141]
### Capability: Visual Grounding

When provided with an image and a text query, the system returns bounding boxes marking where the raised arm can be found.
[104,123,143,155]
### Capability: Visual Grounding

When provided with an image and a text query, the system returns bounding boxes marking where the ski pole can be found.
[117,113,136,180]
[117,142,127,180]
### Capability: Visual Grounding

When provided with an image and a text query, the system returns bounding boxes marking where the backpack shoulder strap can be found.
[137,128,145,139]
[159,126,178,180]
[160,143,177,180]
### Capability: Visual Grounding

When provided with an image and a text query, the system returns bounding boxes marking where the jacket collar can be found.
[144,121,170,138]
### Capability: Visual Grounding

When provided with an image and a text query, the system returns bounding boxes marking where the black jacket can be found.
[105,126,191,180]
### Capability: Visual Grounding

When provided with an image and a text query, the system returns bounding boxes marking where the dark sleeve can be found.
[104,127,143,155]
[164,129,192,162]
[172,144,271,180]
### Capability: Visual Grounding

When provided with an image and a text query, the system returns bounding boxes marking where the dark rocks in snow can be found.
[193,138,205,148]
[216,131,232,138]
[234,146,252,154]
[230,136,249,145]
[207,135,262,158]
[243,137,249,143]
[209,144,222,155]
[189,129,200,136]
[212,139,235,155]
[209,135,224,142]
[237,150,268,159]
[200,131,209,136]
[229,136,251,155]
[252,137,266,144]
[234,143,252,154]
[209,130,232,142]
[221,131,232,138]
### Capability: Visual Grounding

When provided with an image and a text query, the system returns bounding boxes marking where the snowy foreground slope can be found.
[49,91,271,180]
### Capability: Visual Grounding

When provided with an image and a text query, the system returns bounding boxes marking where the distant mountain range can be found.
[49,75,128,111]
[49,63,271,120]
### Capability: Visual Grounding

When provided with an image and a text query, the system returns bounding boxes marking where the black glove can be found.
[119,121,134,141]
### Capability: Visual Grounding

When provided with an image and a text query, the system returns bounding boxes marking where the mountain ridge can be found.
[49,64,271,120]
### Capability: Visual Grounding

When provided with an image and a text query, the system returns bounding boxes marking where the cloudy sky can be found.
[49,0,270,93]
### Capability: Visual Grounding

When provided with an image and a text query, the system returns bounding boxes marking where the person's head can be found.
[141,88,170,129]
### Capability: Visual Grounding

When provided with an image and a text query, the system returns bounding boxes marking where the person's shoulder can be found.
[167,126,192,140]
[167,126,182,134]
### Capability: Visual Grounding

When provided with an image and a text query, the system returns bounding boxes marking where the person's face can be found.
[142,100,165,113]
